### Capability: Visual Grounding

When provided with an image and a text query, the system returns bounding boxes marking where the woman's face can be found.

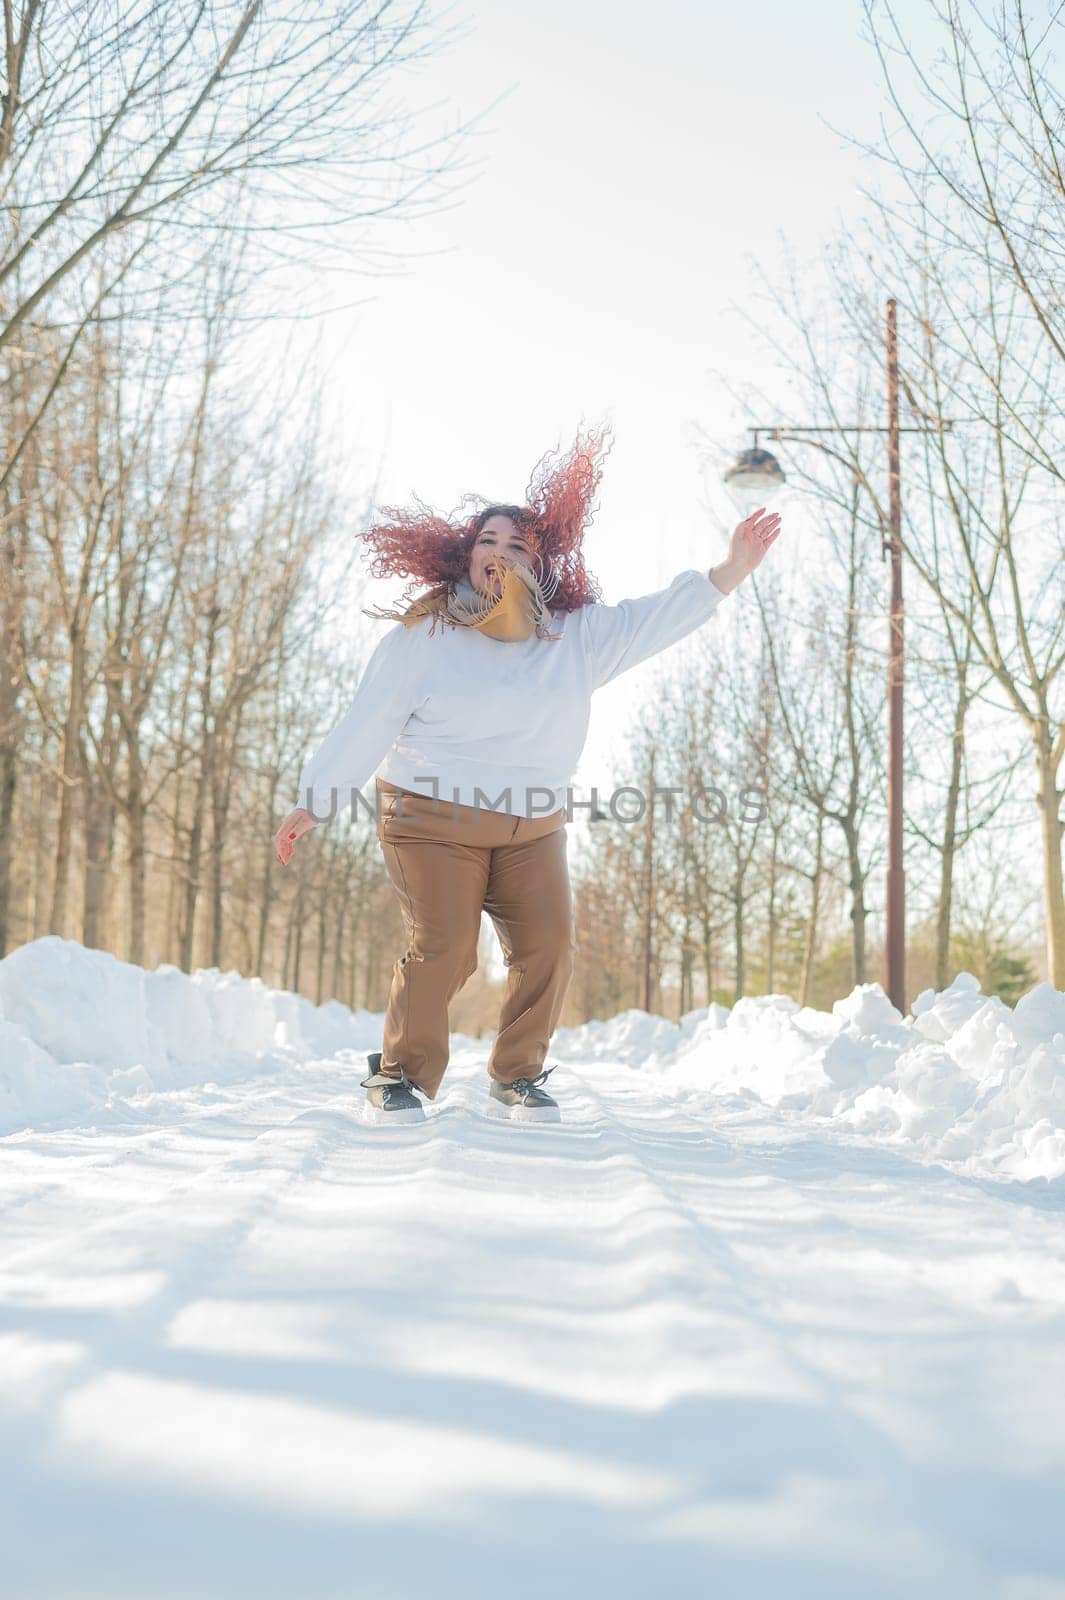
[468,516,537,597]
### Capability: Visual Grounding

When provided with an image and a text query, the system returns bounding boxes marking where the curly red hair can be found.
[357,422,613,617]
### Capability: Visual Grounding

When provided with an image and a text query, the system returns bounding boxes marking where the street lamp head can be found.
[723,446,787,515]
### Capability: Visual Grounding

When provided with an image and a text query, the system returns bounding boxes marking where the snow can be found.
[1,936,1064,1596]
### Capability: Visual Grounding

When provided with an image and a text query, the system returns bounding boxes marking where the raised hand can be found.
[274,806,318,867]
[708,506,783,594]
[729,505,782,577]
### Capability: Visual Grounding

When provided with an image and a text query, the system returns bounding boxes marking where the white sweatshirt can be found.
[296,567,730,821]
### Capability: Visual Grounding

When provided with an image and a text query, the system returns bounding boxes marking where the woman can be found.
[274,426,781,1126]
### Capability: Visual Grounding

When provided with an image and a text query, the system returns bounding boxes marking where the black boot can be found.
[485,1065,560,1123]
[361,1051,427,1124]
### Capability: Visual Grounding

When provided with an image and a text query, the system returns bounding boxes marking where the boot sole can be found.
[484,1099,561,1124]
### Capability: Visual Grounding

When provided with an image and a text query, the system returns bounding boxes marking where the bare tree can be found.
[833,0,1065,981]
[0,1,483,351]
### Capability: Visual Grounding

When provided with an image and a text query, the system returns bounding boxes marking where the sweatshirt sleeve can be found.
[295,622,425,822]
[580,568,730,690]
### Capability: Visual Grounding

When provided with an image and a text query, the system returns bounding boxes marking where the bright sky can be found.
[280,0,939,802]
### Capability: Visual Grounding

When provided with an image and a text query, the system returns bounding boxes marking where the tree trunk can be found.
[0,527,21,958]
[49,638,85,935]
[1034,714,1065,987]
[0,734,15,957]
[843,819,866,984]
[766,824,779,992]
[31,763,48,937]
[701,913,715,1007]
[180,756,209,973]
[165,684,194,961]
[292,875,305,992]
[317,891,328,1004]
[209,779,227,970]
[733,885,744,1002]
[127,755,147,965]
[82,769,115,949]
[799,816,825,1007]
[936,680,968,990]
[256,789,277,977]
[679,914,693,1017]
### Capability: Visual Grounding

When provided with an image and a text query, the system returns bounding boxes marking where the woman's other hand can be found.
[275,807,318,866]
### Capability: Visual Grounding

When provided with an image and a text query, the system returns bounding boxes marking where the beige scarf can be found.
[366,559,562,642]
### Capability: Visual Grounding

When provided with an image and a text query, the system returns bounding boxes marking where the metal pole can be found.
[884,300,906,1014]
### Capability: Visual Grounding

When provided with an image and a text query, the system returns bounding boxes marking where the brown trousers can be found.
[374,777,577,1099]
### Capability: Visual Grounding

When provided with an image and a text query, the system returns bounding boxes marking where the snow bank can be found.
[0,936,380,1132]
[1,937,1063,1184]
[552,971,1065,1183]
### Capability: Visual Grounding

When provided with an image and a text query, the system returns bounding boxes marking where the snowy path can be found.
[2,1046,1064,1599]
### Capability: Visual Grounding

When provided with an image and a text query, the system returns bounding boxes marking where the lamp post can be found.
[721,299,953,1016]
